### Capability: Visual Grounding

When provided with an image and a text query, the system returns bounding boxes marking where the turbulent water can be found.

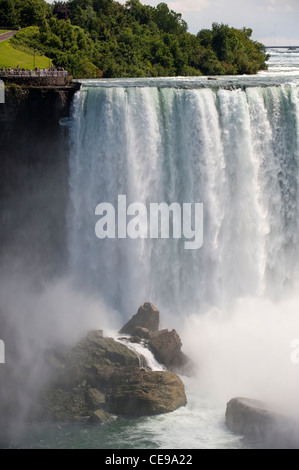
[3,50,299,450]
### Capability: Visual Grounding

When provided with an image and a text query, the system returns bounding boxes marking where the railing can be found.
[265,46,299,50]
[0,70,69,78]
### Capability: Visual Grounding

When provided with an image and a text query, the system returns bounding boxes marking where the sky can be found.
[46,0,299,46]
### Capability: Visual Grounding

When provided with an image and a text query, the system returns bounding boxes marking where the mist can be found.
[0,274,121,349]
[0,270,121,439]
[181,295,299,419]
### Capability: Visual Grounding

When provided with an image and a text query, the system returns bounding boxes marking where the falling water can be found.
[116,336,165,371]
[68,82,299,316]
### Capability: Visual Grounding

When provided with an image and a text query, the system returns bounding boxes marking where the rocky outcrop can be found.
[119,302,159,335]
[226,397,299,448]
[120,303,194,376]
[106,370,186,416]
[148,329,182,368]
[35,330,186,423]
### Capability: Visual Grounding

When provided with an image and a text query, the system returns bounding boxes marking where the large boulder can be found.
[226,397,299,448]
[106,370,186,416]
[149,329,182,369]
[35,330,187,423]
[119,303,159,335]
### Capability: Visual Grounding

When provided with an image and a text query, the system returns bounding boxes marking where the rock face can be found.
[120,304,194,376]
[36,330,186,423]
[106,370,186,416]
[226,397,299,449]
[148,329,182,369]
[119,303,159,335]
[0,84,80,277]
[148,329,192,374]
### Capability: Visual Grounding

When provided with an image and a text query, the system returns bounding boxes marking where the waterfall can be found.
[116,336,165,372]
[68,83,299,316]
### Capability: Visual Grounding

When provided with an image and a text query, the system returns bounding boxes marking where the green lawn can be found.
[0,30,10,35]
[0,39,50,69]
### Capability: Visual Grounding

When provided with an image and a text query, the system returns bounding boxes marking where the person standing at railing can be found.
[0,68,69,77]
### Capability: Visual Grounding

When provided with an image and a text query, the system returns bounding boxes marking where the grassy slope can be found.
[0,39,50,69]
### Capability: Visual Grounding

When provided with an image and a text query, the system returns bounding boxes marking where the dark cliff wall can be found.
[0,84,81,431]
[0,83,80,278]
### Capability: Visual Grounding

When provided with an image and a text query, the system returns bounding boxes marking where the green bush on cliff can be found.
[2,0,269,78]
[0,0,51,29]
[197,23,268,75]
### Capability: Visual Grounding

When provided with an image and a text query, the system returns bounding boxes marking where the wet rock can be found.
[86,388,106,409]
[106,370,186,416]
[131,327,154,340]
[148,329,182,368]
[121,305,195,376]
[128,336,142,344]
[226,397,299,448]
[35,329,187,423]
[119,303,159,335]
[90,409,112,424]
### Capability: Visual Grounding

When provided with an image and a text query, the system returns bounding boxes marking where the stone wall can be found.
[0,75,71,87]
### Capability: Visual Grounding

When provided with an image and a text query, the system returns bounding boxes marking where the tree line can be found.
[0,0,269,78]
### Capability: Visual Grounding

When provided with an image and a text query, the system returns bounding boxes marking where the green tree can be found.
[126,0,152,25]
[196,29,213,49]
[7,0,269,78]
[0,0,20,28]
[152,3,187,34]
[53,2,71,21]
[16,0,51,27]
[197,22,268,75]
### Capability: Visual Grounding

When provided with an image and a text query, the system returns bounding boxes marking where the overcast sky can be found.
[46,0,299,45]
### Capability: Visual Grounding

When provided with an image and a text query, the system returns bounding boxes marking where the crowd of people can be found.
[0,65,68,76]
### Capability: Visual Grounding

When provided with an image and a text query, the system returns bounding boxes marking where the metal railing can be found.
[0,69,69,78]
